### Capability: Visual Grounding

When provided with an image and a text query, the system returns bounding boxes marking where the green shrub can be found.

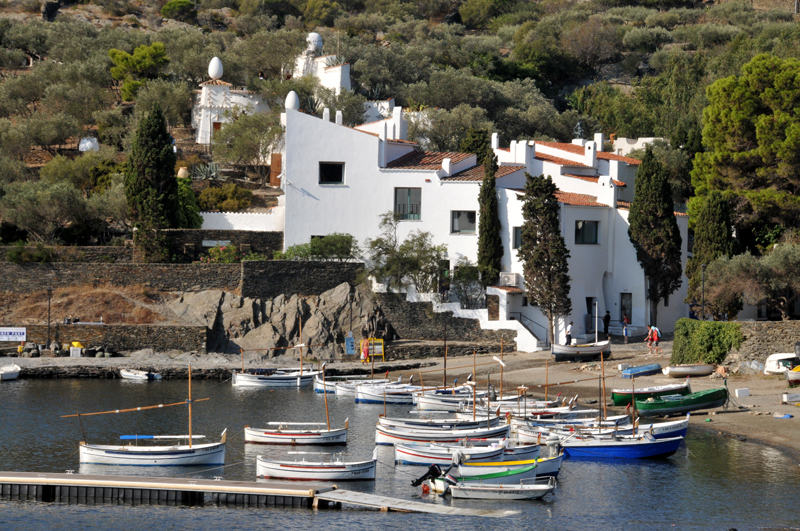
[671,318,744,365]
[622,27,673,52]
[5,242,58,264]
[161,0,197,22]
[198,184,252,211]
[274,233,358,261]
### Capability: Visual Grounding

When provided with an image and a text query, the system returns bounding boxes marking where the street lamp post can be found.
[701,264,706,321]
[46,287,52,350]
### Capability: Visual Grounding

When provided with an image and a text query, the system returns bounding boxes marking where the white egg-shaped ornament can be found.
[285,91,300,111]
[208,57,223,80]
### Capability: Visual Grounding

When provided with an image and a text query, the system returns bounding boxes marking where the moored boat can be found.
[79,432,227,466]
[551,340,611,362]
[256,448,377,481]
[314,375,388,393]
[561,434,683,459]
[355,383,421,404]
[635,387,727,416]
[0,363,21,381]
[394,443,505,466]
[662,364,714,378]
[448,476,557,500]
[379,416,501,431]
[120,369,162,381]
[458,452,564,478]
[611,380,691,406]
[244,420,348,445]
[622,364,662,379]
[375,423,511,446]
[232,368,319,388]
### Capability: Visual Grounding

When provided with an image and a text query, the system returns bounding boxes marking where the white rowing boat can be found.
[315,375,389,394]
[448,476,556,500]
[378,416,502,431]
[662,364,715,378]
[79,431,227,466]
[244,420,348,445]
[256,448,377,481]
[376,423,511,446]
[356,383,422,404]
[120,369,162,381]
[232,368,320,388]
[0,363,21,381]
[394,443,505,466]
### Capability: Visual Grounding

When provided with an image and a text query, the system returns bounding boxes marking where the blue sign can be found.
[0,327,26,342]
[345,336,355,355]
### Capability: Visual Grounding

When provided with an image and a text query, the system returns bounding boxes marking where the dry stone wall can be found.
[163,229,283,262]
[728,320,800,363]
[0,246,133,262]
[241,261,363,300]
[14,324,207,353]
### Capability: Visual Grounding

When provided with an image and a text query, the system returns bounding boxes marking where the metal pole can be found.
[701,264,706,320]
[47,287,52,349]
[442,319,447,387]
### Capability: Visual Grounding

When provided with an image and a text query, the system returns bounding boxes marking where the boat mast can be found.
[299,318,303,375]
[595,300,598,344]
[600,349,607,420]
[188,364,193,448]
[321,363,330,431]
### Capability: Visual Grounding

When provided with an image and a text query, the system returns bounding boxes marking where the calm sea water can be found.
[0,378,797,530]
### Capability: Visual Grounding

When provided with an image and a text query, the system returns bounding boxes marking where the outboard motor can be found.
[411,464,442,487]
[489,385,497,401]
[546,434,561,457]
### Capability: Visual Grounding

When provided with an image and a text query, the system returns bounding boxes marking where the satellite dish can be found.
[285,91,300,111]
[78,137,100,152]
[208,57,223,80]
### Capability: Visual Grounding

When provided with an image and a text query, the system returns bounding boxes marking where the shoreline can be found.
[5,339,800,458]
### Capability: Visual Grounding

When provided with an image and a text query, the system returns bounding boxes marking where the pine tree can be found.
[684,190,739,319]
[628,146,683,326]
[125,104,179,261]
[518,174,572,345]
[477,153,503,287]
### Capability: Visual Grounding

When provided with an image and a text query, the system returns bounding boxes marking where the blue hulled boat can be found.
[622,364,662,379]
[561,434,683,459]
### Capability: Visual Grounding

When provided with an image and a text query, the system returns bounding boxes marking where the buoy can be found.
[421,484,430,494]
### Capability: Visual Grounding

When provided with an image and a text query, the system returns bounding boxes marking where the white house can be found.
[280,92,690,351]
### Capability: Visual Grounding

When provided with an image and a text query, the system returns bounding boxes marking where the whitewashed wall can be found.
[201,206,285,232]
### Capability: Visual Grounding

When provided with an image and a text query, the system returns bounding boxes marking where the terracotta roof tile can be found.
[563,173,626,188]
[535,153,588,167]
[443,164,525,182]
[535,141,641,164]
[200,79,232,86]
[616,200,688,216]
[387,150,471,170]
[554,191,607,207]
[598,152,640,165]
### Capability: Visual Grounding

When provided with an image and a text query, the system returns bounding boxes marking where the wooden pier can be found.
[0,472,335,508]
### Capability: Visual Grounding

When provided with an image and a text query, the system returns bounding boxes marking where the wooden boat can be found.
[64,364,227,467]
[527,416,689,441]
[232,368,320,388]
[256,448,377,481]
[0,363,21,381]
[561,434,683,459]
[355,383,422,404]
[448,476,557,500]
[435,463,539,488]
[622,364,662,379]
[611,380,691,406]
[244,420,348,445]
[412,390,487,411]
[430,439,541,460]
[662,364,714,378]
[458,452,564,478]
[79,431,227,466]
[375,423,511,446]
[786,368,800,387]
[511,414,630,430]
[314,375,388,393]
[120,369,162,381]
[551,340,610,362]
[394,443,505,466]
[334,376,401,398]
[635,388,727,416]
[764,353,800,375]
[379,416,501,431]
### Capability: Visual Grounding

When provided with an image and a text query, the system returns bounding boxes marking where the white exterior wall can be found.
[192,88,269,145]
[201,207,285,232]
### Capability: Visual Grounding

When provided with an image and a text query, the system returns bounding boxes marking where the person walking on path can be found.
[621,314,629,344]
[646,325,654,355]
[651,325,663,355]
[603,311,611,338]
[565,322,573,346]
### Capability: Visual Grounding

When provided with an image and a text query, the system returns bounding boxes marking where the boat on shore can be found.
[635,388,727,416]
[551,340,611,362]
[244,420,348,445]
[764,353,800,375]
[611,380,691,406]
[256,448,377,481]
[786,368,800,387]
[662,364,715,378]
[120,369,162,381]
[622,364,662,379]
[0,363,21,381]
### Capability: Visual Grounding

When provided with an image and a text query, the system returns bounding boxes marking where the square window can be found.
[395,188,421,220]
[575,220,599,245]
[512,227,522,249]
[319,162,344,184]
[451,211,476,233]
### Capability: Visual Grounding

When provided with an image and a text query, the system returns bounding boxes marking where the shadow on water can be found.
[1,379,798,530]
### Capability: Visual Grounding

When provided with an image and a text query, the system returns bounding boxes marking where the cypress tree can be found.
[518,174,572,345]
[459,128,491,165]
[628,146,683,326]
[125,104,179,261]
[684,190,739,319]
[477,152,503,286]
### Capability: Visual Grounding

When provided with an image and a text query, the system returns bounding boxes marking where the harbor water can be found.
[1,378,797,530]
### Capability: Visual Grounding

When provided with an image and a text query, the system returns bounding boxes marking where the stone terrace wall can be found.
[0,246,132,262]
[376,293,517,345]
[0,263,241,293]
[17,324,207,353]
[729,320,800,362]
[241,261,363,300]
[163,229,283,262]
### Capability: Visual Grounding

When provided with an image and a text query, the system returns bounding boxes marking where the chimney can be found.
[392,106,407,140]
[322,108,330,122]
[594,132,604,152]
[585,141,597,168]
[378,122,387,168]
[335,110,343,125]
[491,132,499,150]
[442,157,452,177]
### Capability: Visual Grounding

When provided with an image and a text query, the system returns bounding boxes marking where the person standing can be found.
[603,311,611,338]
[646,325,654,355]
[565,321,573,346]
[622,314,629,344]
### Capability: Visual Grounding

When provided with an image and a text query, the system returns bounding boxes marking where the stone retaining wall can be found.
[729,320,800,362]
[0,263,242,293]
[163,229,283,261]
[0,246,132,262]
[241,261,363,300]
[376,293,517,346]
[17,324,207,353]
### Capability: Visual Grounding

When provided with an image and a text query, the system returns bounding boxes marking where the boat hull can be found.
[622,364,663,379]
[551,341,611,362]
[355,386,418,404]
[120,369,161,381]
[611,381,691,406]
[232,371,318,388]
[394,444,504,466]
[662,364,714,378]
[459,453,563,478]
[375,424,511,446]
[449,478,556,500]
[244,426,347,445]
[787,370,800,387]
[562,436,683,459]
[0,364,21,381]
[635,388,728,416]
[79,442,226,466]
[256,456,376,481]
[379,416,501,431]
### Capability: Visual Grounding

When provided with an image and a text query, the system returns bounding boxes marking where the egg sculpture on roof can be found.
[208,57,223,80]
[285,91,300,111]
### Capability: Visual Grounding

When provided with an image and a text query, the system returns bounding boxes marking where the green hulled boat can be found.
[635,387,727,417]
[611,380,691,406]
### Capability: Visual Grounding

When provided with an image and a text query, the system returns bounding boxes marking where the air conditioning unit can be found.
[498,272,519,287]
